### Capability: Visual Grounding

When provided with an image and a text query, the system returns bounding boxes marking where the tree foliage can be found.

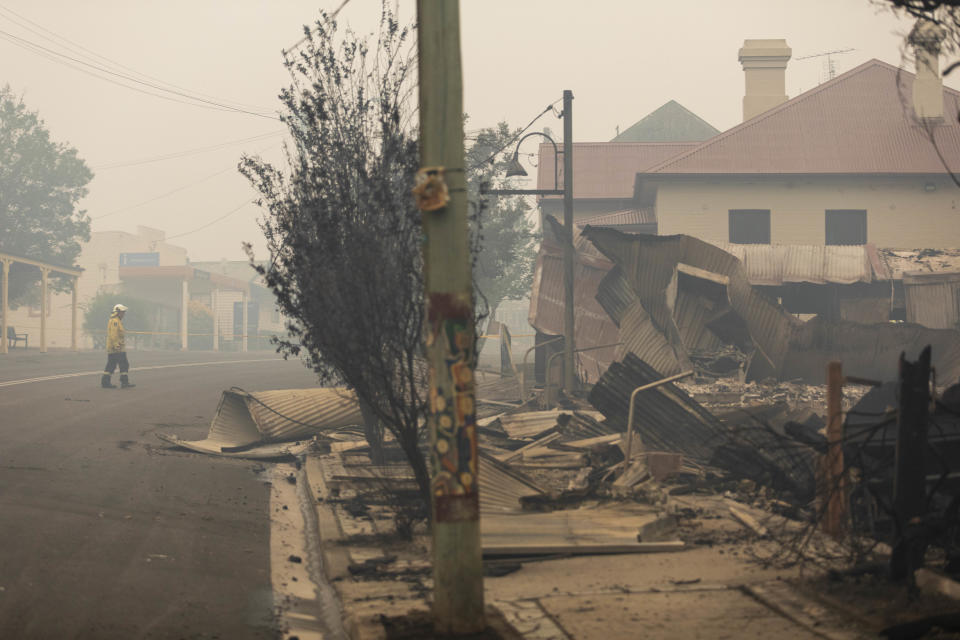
[0,86,92,308]
[239,7,431,500]
[465,122,538,314]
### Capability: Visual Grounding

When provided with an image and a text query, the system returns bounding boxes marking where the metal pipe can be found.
[562,89,575,395]
[519,335,563,402]
[622,370,694,473]
[1,259,9,354]
[544,341,622,407]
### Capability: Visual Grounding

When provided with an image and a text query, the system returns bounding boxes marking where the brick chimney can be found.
[911,21,944,121]
[738,39,792,121]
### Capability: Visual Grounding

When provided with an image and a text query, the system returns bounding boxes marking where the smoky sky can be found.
[0,0,925,261]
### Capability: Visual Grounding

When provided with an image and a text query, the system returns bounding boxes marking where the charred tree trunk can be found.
[358,399,385,466]
[891,345,932,582]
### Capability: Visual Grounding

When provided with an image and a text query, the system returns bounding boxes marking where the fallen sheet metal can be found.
[496,409,606,440]
[589,353,817,501]
[583,228,960,384]
[158,387,363,458]
[481,505,684,557]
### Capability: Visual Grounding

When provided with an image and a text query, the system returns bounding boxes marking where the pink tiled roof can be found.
[537,142,697,198]
[645,59,960,175]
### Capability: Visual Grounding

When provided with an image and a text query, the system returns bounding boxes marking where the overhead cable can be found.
[93,130,284,170]
[0,28,278,120]
[165,199,255,240]
[467,97,563,170]
[0,4,273,114]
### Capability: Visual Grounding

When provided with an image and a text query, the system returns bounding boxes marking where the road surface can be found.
[0,349,321,639]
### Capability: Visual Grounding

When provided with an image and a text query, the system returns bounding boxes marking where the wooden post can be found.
[822,360,847,538]
[416,0,485,634]
[891,345,932,581]
[71,277,78,351]
[1,259,9,354]
[40,267,48,353]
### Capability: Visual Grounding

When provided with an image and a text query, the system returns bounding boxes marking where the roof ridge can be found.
[644,59,919,174]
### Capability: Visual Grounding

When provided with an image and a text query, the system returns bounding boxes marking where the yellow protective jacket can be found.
[106,312,125,353]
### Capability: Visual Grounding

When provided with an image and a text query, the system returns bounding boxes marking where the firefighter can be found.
[102,303,135,389]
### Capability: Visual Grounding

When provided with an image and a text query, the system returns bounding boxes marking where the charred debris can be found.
[155,228,960,603]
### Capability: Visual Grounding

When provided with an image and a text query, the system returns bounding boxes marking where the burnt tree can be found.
[239,8,431,500]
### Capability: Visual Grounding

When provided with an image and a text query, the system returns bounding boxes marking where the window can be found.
[825,210,867,245]
[728,209,770,244]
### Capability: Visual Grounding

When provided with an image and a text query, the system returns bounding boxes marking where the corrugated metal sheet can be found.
[478,452,545,514]
[482,506,678,556]
[159,387,364,457]
[578,208,657,227]
[584,229,797,380]
[589,353,816,499]
[496,410,562,439]
[244,388,363,441]
[588,353,725,463]
[619,301,683,376]
[528,226,621,384]
[714,243,877,285]
[904,271,960,329]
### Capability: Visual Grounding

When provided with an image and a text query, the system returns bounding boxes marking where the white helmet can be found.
[113,304,128,312]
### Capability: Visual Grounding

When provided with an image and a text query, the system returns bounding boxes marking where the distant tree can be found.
[0,86,92,308]
[82,292,167,350]
[465,122,539,318]
[239,6,430,500]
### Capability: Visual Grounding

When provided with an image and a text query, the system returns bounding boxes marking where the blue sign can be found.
[119,252,160,267]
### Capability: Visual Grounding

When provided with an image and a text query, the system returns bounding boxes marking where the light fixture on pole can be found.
[483,94,575,397]
[505,152,527,177]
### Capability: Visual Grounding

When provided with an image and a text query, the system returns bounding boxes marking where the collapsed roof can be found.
[581,227,960,385]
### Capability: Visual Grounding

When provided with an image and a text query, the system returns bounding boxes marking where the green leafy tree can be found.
[466,122,539,317]
[0,86,92,308]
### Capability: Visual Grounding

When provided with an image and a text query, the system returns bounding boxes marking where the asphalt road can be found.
[0,348,320,639]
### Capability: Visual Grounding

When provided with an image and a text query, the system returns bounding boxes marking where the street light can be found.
[503,132,559,192]
[484,90,576,396]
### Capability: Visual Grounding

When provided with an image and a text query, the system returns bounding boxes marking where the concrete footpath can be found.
[295,450,872,640]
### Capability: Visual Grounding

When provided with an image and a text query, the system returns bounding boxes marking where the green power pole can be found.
[415,0,485,634]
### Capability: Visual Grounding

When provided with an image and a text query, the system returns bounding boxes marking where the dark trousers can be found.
[104,352,130,375]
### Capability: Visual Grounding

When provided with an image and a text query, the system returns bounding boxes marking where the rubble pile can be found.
[677,375,871,412]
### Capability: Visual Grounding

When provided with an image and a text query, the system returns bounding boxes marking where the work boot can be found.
[120,374,136,389]
[101,374,116,389]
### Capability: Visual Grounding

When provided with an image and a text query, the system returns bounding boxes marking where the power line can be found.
[93,143,279,220]
[0,29,248,114]
[467,97,562,170]
[93,130,284,170]
[0,4,273,114]
[0,28,278,120]
[93,166,237,220]
[165,199,256,240]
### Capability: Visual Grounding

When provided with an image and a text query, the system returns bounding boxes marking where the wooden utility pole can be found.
[891,345,932,582]
[415,1,485,634]
[822,361,847,538]
[561,90,576,393]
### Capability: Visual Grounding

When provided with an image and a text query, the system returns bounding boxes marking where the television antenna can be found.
[796,48,855,81]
